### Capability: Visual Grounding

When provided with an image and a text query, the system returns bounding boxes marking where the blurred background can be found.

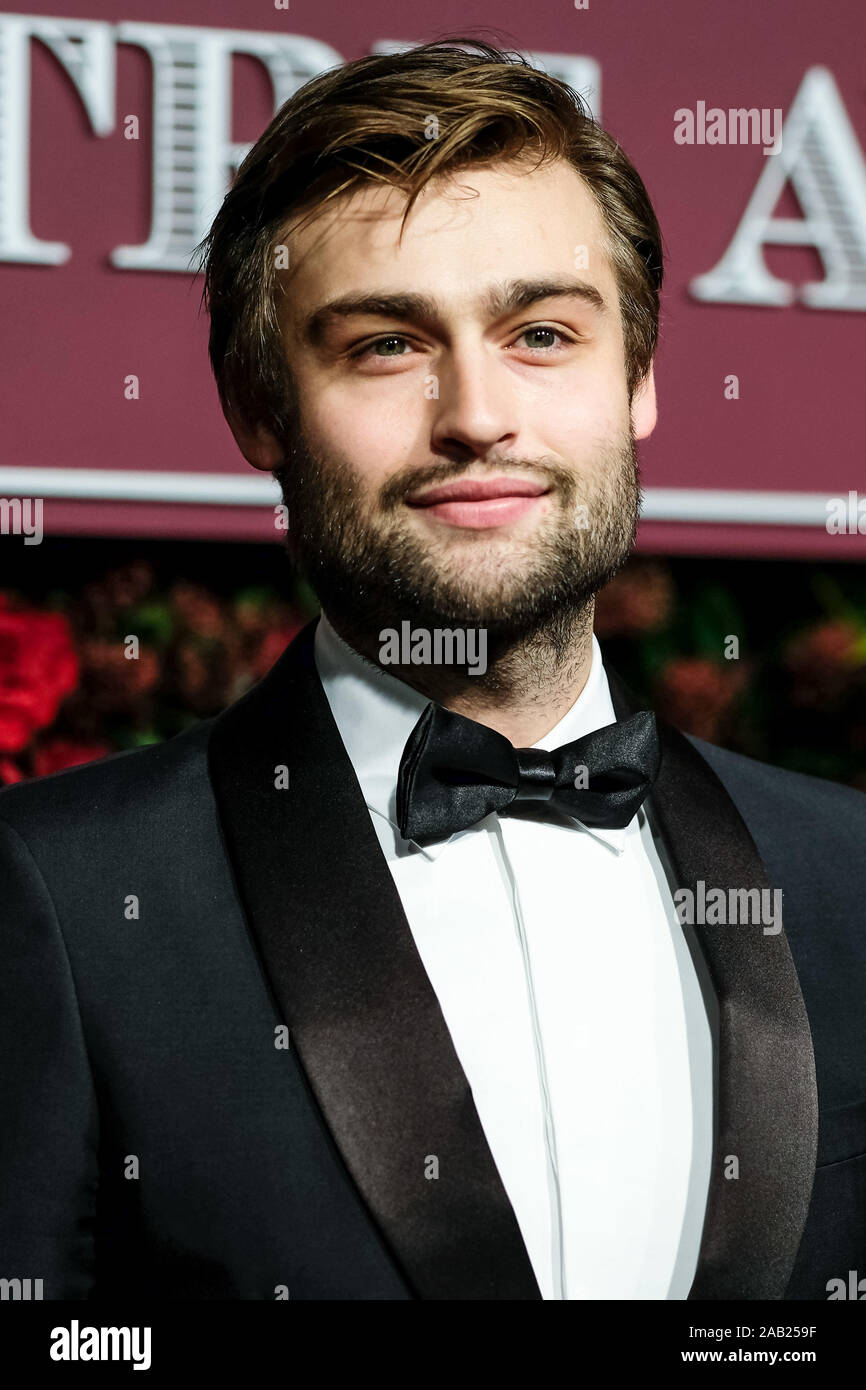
[1,0,864,786]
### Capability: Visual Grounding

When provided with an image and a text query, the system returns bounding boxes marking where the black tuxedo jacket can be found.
[1,617,865,1301]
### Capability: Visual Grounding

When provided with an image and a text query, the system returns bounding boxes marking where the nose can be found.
[429,341,521,462]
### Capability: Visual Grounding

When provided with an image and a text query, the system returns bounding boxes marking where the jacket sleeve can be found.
[0,813,99,1298]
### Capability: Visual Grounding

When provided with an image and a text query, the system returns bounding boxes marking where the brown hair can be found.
[198,36,663,444]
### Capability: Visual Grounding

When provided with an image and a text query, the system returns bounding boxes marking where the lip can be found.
[407,476,549,506]
[406,476,551,530]
[414,494,548,528]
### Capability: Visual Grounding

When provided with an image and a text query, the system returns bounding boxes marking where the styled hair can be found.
[199,36,663,443]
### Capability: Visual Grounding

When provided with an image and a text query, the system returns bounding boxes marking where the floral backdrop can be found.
[594,558,866,790]
[1,549,865,790]
[0,561,315,785]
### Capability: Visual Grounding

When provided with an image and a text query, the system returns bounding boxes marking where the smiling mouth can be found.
[405,476,552,530]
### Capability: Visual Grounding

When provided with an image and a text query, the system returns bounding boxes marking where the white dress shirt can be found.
[314,613,714,1299]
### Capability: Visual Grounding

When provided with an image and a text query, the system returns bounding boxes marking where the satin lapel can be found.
[207,618,541,1300]
[605,660,818,1300]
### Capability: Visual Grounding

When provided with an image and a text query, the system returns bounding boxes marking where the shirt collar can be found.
[314,612,629,860]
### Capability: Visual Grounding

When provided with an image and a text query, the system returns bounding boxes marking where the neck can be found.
[322,602,596,747]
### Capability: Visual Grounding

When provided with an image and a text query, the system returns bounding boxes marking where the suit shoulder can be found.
[685,732,866,835]
[0,717,215,841]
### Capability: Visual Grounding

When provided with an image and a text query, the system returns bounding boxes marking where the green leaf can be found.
[129,730,162,747]
[234,586,277,609]
[123,602,174,646]
[292,578,321,616]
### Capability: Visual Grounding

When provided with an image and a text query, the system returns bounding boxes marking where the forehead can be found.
[278,158,617,322]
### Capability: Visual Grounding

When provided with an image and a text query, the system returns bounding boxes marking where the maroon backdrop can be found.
[1,0,864,556]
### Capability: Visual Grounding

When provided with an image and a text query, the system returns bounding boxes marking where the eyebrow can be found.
[300,276,608,346]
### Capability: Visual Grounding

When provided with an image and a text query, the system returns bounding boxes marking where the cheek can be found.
[537,399,623,461]
[293,393,390,491]
[539,363,631,450]
[301,378,420,480]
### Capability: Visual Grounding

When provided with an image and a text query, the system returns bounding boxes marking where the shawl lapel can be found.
[207,618,541,1300]
[605,662,818,1299]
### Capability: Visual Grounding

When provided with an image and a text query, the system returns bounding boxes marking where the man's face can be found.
[269,156,656,639]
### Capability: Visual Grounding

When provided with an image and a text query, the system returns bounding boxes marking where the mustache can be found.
[378,456,579,511]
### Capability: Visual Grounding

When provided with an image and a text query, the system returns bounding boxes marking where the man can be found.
[1,37,865,1302]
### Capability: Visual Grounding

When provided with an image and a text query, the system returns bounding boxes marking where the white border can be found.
[0,467,845,526]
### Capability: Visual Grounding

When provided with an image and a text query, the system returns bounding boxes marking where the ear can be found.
[223,407,285,472]
[630,363,657,440]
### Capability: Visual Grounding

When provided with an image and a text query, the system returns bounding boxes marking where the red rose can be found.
[594,562,674,638]
[784,620,862,709]
[785,619,859,673]
[79,640,161,711]
[0,597,79,753]
[250,623,303,680]
[31,738,112,779]
[170,582,226,638]
[656,657,745,742]
[0,755,24,785]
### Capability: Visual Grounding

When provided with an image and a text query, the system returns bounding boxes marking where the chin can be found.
[406,581,564,630]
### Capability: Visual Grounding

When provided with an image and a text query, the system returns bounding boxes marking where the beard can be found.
[273,418,641,670]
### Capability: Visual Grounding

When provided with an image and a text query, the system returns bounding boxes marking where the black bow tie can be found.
[396,704,661,847]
